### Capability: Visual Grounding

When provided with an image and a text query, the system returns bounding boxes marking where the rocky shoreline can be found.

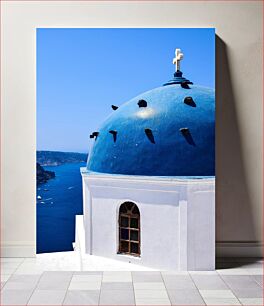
[37,151,87,166]
[37,162,55,185]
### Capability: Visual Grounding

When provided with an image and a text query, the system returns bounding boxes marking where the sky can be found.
[37,28,215,153]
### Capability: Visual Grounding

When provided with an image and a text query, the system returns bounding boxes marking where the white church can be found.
[79,49,215,271]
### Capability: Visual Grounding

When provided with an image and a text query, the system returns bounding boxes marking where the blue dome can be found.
[87,83,215,176]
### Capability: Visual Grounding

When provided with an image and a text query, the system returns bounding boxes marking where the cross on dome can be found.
[173,48,184,72]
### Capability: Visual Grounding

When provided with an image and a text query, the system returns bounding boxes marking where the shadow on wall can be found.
[215,36,258,247]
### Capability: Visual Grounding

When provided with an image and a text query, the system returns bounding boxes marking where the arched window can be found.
[118,202,140,256]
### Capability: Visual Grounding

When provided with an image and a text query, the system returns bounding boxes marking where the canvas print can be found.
[37,28,215,270]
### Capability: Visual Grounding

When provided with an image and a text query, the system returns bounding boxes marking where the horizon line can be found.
[37,150,88,154]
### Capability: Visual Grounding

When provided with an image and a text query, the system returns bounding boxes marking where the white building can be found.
[80,50,215,270]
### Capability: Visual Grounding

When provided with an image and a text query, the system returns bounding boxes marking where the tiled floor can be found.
[0,256,263,305]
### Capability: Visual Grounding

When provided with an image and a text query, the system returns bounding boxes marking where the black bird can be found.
[138,99,147,108]
[111,105,119,110]
[90,132,99,140]
[184,97,196,107]
[145,128,155,144]
[109,130,117,142]
[179,128,195,146]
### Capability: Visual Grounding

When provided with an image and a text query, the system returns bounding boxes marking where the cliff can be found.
[37,151,88,166]
[37,162,55,185]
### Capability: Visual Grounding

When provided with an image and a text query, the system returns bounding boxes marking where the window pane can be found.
[130,218,138,229]
[120,216,129,227]
[120,204,127,213]
[120,228,129,240]
[132,205,140,215]
[120,241,129,253]
[119,202,140,256]
[130,230,139,241]
[130,242,139,254]
[125,202,134,211]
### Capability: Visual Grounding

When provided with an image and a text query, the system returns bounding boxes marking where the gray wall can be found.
[1,1,262,257]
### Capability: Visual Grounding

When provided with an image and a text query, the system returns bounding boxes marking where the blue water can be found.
[36,163,85,253]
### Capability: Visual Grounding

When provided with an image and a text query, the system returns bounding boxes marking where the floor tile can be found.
[99,289,135,305]
[231,288,263,298]
[8,274,41,283]
[14,263,45,275]
[199,289,236,298]
[189,270,217,275]
[161,271,189,276]
[1,260,22,265]
[239,298,264,305]
[1,266,18,274]
[63,290,100,305]
[23,258,40,263]
[203,298,241,305]
[103,271,132,282]
[245,268,263,275]
[3,280,38,291]
[220,275,261,290]
[133,272,163,275]
[1,275,11,282]
[37,271,72,290]
[1,288,33,305]
[0,258,25,263]
[163,275,196,289]
[103,271,132,276]
[135,298,171,305]
[217,268,250,275]
[191,274,228,290]
[132,272,162,282]
[134,282,166,290]
[252,275,263,287]
[73,271,103,275]
[2,262,22,269]
[1,256,263,305]
[167,289,205,305]
[68,281,101,290]
[5,274,41,291]
[38,271,73,280]
[101,281,133,290]
[71,274,101,282]
[28,289,66,305]
[134,289,169,299]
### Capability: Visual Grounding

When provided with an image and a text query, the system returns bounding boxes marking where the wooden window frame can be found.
[118,202,140,256]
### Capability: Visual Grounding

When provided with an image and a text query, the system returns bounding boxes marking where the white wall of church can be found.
[82,172,215,270]
[91,193,181,270]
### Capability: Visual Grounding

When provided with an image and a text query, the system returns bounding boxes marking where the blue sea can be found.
[36,163,85,254]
